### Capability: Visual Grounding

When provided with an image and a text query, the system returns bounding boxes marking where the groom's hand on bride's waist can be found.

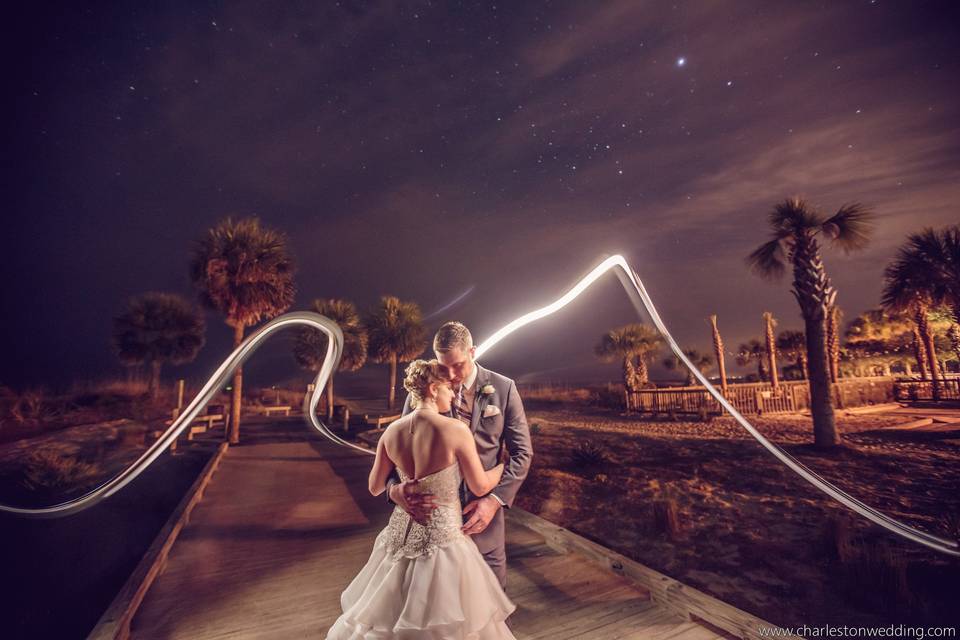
[461,496,501,536]
[389,479,439,526]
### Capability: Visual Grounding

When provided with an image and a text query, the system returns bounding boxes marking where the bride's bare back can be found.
[374,408,503,498]
[382,410,461,479]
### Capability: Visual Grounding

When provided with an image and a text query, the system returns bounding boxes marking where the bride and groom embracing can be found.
[326,321,535,639]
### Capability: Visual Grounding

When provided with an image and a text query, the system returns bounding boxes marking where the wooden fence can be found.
[628,378,897,416]
[893,378,960,401]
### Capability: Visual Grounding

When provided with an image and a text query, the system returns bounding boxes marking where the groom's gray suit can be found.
[386,364,533,588]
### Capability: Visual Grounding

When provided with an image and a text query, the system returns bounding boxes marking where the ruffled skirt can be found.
[325,530,516,639]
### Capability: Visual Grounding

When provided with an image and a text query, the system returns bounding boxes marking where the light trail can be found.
[0,312,354,518]
[2,255,957,558]
[478,254,959,557]
[424,285,476,320]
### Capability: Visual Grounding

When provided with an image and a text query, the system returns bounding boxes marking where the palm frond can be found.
[821,202,874,253]
[746,238,787,280]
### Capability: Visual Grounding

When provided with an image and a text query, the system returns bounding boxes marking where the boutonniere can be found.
[479,383,496,398]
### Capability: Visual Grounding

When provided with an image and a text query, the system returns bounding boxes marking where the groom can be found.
[386,321,534,589]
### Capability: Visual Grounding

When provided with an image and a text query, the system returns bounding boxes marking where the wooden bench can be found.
[166,404,228,441]
[363,413,401,429]
[254,405,291,417]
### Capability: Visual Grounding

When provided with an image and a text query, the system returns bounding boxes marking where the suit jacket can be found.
[385,364,534,552]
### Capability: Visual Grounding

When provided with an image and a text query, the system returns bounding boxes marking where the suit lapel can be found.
[470,365,489,434]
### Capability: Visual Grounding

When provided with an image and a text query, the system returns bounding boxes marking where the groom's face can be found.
[436,346,476,388]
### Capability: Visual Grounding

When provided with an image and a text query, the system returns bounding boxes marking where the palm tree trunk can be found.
[804,313,837,447]
[622,356,636,410]
[827,306,841,383]
[229,322,244,444]
[326,378,335,421]
[149,360,162,400]
[635,354,650,386]
[710,315,728,395]
[388,353,398,410]
[911,324,929,380]
[914,300,941,401]
[799,352,809,380]
[791,235,839,448]
[904,360,913,376]
[763,312,779,391]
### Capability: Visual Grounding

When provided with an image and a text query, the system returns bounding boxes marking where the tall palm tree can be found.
[776,330,808,380]
[762,312,780,390]
[190,217,296,443]
[662,349,712,386]
[746,197,874,448]
[709,315,728,394]
[293,299,368,420]
[595,324,663,407]
[736,339,767,382]
[364,296,427,410]
[882,245,944,400]
[891,226,960,326]
[111,292,206,399]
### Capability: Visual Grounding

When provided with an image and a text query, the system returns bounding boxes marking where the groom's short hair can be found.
[434,321,473,353]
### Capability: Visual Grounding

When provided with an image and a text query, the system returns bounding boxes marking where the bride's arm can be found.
[368,434,395,496]
[454,427,504,497]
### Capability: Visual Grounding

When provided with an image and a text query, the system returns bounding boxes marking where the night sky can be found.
[6,1,960,394]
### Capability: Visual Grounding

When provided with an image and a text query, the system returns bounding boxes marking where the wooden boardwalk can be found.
[126,419,731,639]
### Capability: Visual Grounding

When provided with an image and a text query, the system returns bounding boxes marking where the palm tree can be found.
[891,226,960,326]
[746,197,874,448]
[596,324,663,408]
[709,315,728,394]
[111,292,206,399]
[736,339,767,381]
[364,296,427,410]
[882,245,944,400]
[293,299,368,420]
[776,330,807,380]
[662,349,712,386]
[762,312,780,390]
[189,217,296,443]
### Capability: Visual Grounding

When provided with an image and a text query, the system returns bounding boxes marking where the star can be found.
[677,57,686,67]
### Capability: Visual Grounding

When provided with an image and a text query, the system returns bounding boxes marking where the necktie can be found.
[453,385,471,427]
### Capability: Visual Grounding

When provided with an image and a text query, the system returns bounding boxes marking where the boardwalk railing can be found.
[629,378,897,416]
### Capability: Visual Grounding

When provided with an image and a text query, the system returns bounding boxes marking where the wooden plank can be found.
[506,508,798,640]
[114,425,787,640]
[88,441,229,640]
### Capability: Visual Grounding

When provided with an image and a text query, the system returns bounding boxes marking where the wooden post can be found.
[169,379,186,453]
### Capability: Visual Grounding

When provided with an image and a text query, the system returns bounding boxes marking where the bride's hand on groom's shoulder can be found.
[390,479,438,526]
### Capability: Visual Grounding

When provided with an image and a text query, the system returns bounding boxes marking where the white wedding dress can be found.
[325,461,517,639]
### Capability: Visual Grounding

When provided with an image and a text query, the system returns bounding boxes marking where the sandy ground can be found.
[513,404,960,629]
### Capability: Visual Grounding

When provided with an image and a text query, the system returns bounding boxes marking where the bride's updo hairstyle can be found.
[403,359,450,405]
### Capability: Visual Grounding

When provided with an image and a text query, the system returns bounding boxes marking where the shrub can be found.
[570,441,609,469]
[20,448,101,491]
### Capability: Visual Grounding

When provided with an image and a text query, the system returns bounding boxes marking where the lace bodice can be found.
[376,462,466,559]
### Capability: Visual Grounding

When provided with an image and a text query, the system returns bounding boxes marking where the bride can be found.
[325,359,518,639]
